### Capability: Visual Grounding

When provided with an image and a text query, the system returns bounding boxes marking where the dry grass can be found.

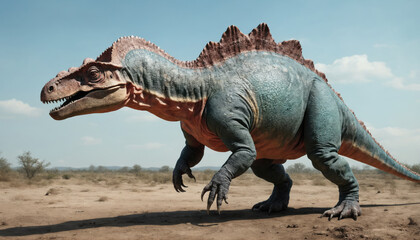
[0,168,415,193]
[11,194,31,201]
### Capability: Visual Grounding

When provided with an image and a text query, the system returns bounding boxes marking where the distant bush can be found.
[119,166,130,172]
[62,173,72,180]
[96,166,108,172]
[351,165,378,174]
[159,165,171,172]
[410,164,420,174]
[88,165,96,172]
[18,151,50,179]
[0,154,11,181]
[286,163,312,173]
[131,164,142,175]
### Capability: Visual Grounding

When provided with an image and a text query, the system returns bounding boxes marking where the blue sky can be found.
[0,0,419,169]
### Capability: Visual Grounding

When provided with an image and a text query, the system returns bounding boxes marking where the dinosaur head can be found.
[41,58,130,120]
[41,35,182,120]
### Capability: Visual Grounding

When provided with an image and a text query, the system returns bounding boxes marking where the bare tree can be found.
[18,151,50,179]
[0,153,11,181]
[0,153,11,173]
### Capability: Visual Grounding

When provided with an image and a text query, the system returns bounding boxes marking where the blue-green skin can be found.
[122,49,419,219]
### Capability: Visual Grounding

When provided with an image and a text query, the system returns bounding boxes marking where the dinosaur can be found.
[40,23,420,220]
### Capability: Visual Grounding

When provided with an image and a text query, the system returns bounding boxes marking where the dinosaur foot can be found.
[252,179,292,214]
[321,199,361,221]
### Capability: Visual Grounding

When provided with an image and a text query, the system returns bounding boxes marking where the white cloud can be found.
[0,99,42,117]
[81,136,102,145]
[126,142,165,150]
[315,55,420,91]
[315,54,393,84]
[408,70,418,79]
[386,77,420,91]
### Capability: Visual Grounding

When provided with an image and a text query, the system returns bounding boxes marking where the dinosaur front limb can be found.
[201,166,232,214]
[202,91,256,213]
[200,149,255,213]
[173,129,204,192]
[172,150,197,192]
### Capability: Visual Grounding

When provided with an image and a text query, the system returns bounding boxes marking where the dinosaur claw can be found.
[201,186,210,202]
[187,171,196,182]
[322,200,361,221]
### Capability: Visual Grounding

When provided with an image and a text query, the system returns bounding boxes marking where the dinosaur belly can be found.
[180,120,229,152]
[181,119,306,160]
[252,130,306,161]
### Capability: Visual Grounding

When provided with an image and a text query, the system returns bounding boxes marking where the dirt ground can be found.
[0,173,419,240]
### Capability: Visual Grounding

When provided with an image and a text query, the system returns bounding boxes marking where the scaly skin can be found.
[41,23,420,220]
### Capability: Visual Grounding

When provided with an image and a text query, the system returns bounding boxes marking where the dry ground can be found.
[0,172,419,240]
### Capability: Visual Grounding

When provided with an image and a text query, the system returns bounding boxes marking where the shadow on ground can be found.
[1,202,419,237]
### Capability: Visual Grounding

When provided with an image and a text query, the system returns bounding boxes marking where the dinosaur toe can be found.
[321,200,361,221]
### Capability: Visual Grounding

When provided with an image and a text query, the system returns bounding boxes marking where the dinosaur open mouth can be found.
[43,86,122,113]
[44,90,91,113]
[41,85,127,120]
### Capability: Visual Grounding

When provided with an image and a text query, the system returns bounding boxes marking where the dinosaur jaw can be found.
[43,85,128,120]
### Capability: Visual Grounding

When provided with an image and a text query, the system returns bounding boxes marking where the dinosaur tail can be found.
[338,116,420,183]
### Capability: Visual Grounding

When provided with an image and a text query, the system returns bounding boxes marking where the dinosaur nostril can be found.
[48,85,54,92]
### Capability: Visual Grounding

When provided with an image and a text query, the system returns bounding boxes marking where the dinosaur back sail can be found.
[96,23,327,82]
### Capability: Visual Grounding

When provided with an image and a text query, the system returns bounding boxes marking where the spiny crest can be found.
[96,36,182,66]
[94,23,327,81]
[190,23,327,81]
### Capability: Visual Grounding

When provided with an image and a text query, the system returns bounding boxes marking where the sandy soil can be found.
[0,174,419,240]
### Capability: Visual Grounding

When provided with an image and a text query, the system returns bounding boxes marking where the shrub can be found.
[62,173,72,180]
[88,165,96,172]
[17,151,50,179]
[0,154,11,181]
[410,164,420,174]
[286,163,312,173]
[131,164,142,175]
[119,166,130,172]
[96,166,108,172]
[159,165,171,172]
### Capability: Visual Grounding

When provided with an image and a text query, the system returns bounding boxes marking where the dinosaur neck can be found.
[122,49,210,121]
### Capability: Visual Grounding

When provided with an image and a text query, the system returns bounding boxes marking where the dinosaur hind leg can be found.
[251,159,293,213]
[304,79,361,220]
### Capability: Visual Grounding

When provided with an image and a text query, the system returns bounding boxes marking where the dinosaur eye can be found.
[87,66,103,83]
